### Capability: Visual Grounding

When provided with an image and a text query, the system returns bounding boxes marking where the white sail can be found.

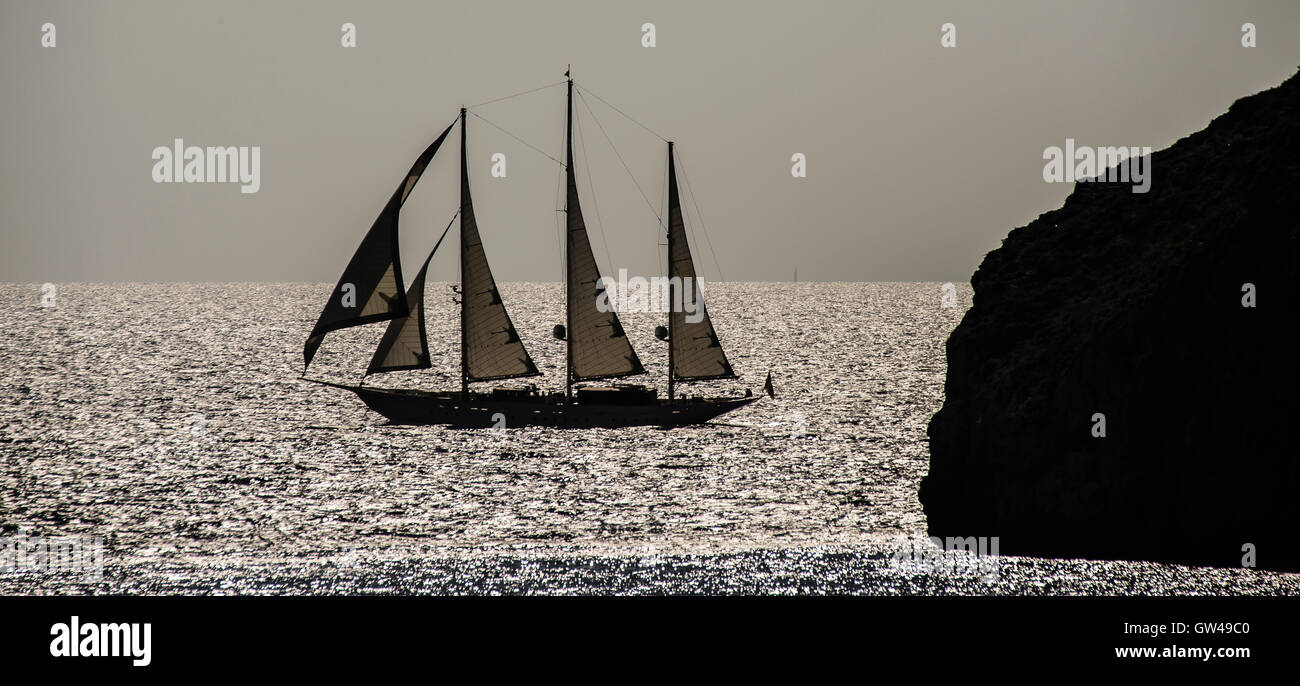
[668,144,734,380]
[565,82,644,382]
[460,112,539,381]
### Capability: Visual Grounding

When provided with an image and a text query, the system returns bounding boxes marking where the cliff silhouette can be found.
[921,69,1300,571]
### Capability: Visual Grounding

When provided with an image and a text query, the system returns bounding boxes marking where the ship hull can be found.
[312,382,760,428]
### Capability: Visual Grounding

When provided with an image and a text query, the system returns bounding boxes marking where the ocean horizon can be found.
[3,282,1296,594]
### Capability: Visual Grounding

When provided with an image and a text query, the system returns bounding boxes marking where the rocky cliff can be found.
[920,70,1300,570]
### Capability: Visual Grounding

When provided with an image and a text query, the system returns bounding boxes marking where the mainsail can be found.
[564,80,645,382]
[459,109,540,382]
[365,213,456,375]
[303,121,455,368]
[667,142,735,380]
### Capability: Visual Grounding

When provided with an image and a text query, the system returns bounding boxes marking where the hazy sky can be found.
[2,0,1298,283]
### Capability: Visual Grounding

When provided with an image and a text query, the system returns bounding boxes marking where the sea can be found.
[1,282,1296,595]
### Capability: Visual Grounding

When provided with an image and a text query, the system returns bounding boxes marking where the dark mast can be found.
[667,141,677,402]
[459,106,469,398]
[560,71,646,397]
[564,77,575,399]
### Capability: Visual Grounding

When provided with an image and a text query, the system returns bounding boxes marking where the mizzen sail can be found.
[564,80,645,382]
[459,110,540,382]
[667,143,735,380]
[303,121,455,368]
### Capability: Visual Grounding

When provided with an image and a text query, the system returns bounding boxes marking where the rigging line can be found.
[554,96,567,284]
[679,157,724,284]
[576,89,665,228]
[551,83,566,289]
[553,81,569,281]
[434,209,460,253]
[674,150,726,283]
[658,146,667,277]
[468,80,567,109]
[436,210,460,315]
[466,111,564,166]
[659,144,668,222]
[433,209,460,271]
[574,82,668,142]
[573,102,616,273]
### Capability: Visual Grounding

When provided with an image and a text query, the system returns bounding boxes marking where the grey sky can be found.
[2,0,1297,283]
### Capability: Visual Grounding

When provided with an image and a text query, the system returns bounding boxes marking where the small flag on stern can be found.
[763,371,775,399]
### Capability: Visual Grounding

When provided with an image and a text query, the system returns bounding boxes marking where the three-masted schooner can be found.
[301,73,767,428]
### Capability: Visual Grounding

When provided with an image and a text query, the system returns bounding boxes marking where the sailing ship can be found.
[301,73,769,428]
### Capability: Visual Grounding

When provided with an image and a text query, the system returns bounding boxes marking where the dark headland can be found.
[921,69,1300,571]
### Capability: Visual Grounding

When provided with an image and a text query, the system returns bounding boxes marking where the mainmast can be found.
[564,76,575,399]
[667,141,677,402]
[459,107,469,398]
[559,68,646,396]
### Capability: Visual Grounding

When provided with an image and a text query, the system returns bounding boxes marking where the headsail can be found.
[303,121,456,368]
[459,110,540,382]
[564,80,645,382]
[667,143,735,380]
[365,213,457,375]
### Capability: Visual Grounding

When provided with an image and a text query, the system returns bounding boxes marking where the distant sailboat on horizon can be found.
[301,72,769,428]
